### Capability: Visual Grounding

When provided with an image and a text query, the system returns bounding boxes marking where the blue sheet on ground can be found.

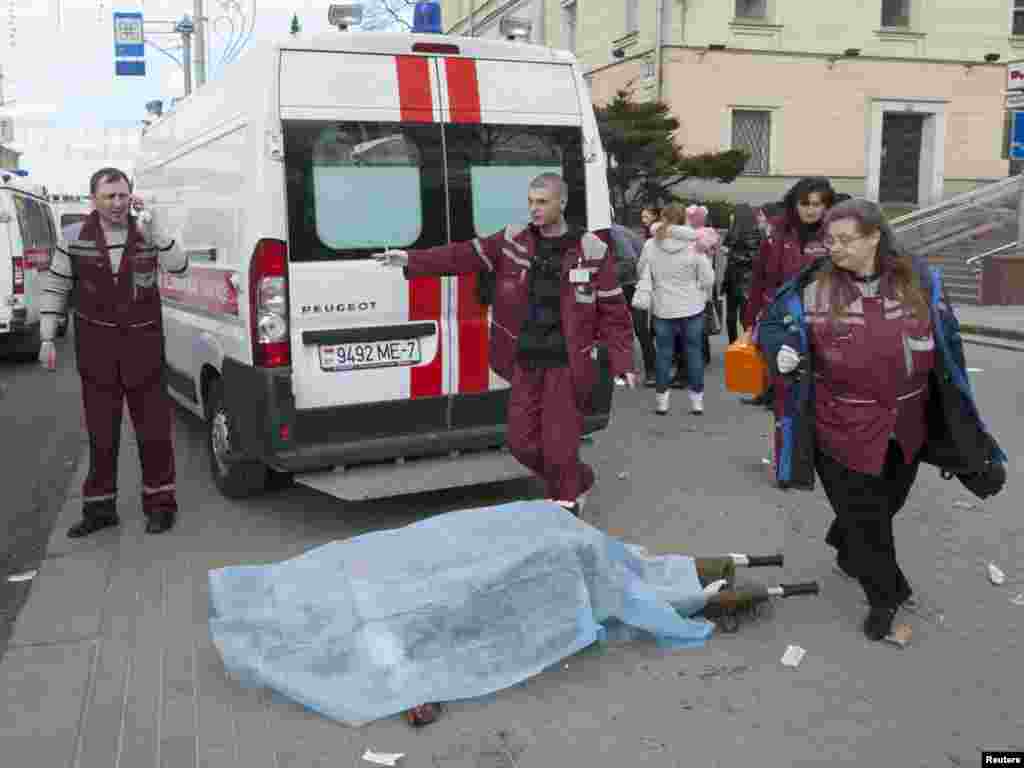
[207,499,713,726]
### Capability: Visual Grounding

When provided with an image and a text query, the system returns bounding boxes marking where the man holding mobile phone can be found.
[38,167,188,536]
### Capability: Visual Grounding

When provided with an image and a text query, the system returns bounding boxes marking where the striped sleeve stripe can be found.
[47,267,74,279]
[43,287,71,296]
[597,287,623,299]
[40,310,67,317]
[471,239,494,271]
[156,239,176,252]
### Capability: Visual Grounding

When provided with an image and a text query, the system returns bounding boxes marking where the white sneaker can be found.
[655,391,670,414]
[689,391,704,414]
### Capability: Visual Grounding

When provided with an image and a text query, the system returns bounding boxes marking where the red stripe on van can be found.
[395,55,434,122]
[457,273,489,393]
[409,277,443,398]
[444,58,481,123]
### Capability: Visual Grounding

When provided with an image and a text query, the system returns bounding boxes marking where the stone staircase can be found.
[890,176,1022,306]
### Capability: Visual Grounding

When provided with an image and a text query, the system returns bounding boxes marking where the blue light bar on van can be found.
[412,0,441,34]
[1,169,28,177]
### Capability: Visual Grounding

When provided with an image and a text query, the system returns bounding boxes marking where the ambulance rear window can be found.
[284,121,443,261]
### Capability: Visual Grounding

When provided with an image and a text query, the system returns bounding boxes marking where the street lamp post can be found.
[194,0,207,88]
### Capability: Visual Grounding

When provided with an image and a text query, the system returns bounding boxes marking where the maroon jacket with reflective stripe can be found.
[807,280,936,475]
[66,212,166,388]
[743,216,828,328]
[406,224,635,406]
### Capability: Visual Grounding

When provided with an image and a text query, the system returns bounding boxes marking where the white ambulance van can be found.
[134,25,616,500]
[1,171,57,359]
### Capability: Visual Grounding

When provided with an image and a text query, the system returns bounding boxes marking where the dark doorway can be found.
[879,113,925,205]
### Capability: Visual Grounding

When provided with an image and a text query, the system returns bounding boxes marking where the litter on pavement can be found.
[1011,594,1024,607]
[952,500,977,510]
[780,645,806,667]
[988,562,1007,585]
[884,623,913,648]
[362,749,405,766]
[6,569,37,583]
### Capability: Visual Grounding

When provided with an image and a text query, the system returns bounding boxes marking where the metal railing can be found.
[966,240,1019,268]
[889,175,1023,235]
[889,175,1022,268]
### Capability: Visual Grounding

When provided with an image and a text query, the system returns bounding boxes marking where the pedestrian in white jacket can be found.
[634,203,715,415]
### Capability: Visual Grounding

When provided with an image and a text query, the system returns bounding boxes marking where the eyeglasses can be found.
[823,234,867,249]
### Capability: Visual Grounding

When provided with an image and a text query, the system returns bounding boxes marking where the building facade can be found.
[440,0,1020,207]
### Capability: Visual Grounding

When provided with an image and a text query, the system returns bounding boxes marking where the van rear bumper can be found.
[221,357,612,474]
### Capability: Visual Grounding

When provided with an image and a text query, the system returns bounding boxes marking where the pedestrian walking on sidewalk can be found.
[633,204,713,415]
[755,198,1007,641]
[721,203,761,344]
[375,173,636,516]
[609,220,656,386]
[39,167,188,537]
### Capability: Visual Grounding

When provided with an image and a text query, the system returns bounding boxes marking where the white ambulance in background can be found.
[1,171,57,358]
[133,20,616,501]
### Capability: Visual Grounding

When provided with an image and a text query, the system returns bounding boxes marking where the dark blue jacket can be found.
[756,256,1007,492]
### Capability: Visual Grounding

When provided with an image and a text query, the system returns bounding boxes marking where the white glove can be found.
[777,345,800,374]
[374,249,409,268]
[39,339,56,371]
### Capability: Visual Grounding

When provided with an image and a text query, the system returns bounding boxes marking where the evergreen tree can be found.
[290,13,301,35]
[595,88,749,220]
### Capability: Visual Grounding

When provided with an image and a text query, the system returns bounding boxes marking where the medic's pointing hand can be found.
[374,249,409,268]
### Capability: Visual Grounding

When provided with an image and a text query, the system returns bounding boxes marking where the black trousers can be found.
[725,294,747,345]
[622,285,656,377]
[815,441,919,609]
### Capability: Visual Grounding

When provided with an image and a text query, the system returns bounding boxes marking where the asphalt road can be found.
[0,328,87,654]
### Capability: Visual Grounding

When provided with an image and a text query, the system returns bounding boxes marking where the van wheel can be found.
[205,379,268,498]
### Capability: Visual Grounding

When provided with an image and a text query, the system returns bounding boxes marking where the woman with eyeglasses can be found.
[755,198,1006,641]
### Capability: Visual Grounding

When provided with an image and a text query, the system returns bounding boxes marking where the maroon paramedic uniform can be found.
[69,213,182,522]
[406,223,635,503]
[805,272,935,610]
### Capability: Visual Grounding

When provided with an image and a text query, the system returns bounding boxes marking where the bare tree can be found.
[360,0,417,31]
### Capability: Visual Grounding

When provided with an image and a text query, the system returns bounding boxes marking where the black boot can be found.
[68,500,120,539]
[145,508,176,534]
[68,513,120,538]
[863,603,897,641]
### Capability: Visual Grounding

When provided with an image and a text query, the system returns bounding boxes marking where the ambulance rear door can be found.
[435,54,588,434]
[280,49,454,441]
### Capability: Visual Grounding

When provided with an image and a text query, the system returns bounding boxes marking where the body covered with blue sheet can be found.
[208,500,712,726]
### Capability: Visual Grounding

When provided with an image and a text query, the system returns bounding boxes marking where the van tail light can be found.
[12,256,25,295]
[249,239,291,368]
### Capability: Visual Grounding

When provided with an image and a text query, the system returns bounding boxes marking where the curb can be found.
[959,323,1024,343]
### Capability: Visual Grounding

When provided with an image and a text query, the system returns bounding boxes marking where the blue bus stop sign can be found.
[1012,110,1024,159]
[114,12,144,57]
[114,11,145,76]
